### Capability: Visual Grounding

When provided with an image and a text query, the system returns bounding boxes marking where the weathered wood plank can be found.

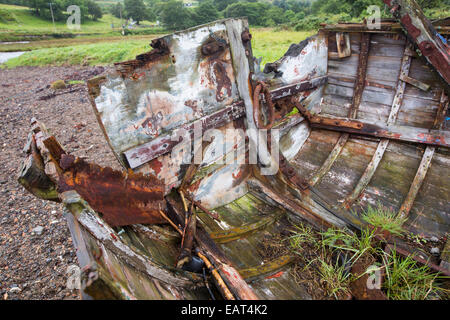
[308,33,371,187]
[343,44,413,207]
[398,92,449,219]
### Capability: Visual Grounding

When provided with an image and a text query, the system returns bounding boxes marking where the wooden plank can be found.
[309,33,371,187]
[310,117,450,148]
[399,74,430,91]
[308,134,349,187]
[238,255,295,280]
[209,215,278,244]
[343,44,413,207]
[165,194,259,300]
[397,92,449,219]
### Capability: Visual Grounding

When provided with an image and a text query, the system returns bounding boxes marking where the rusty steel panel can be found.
[58,154,166,227]
[88,21,240,159]
[383,0,450,85]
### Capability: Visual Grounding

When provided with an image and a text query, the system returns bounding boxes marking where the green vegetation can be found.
[383,249,447,300]
[361,204,407,236]
[3,27,313,67]
[251,28,314,66]
[3,39,150,66]
[289,223,448,300]
[316,256,352,299]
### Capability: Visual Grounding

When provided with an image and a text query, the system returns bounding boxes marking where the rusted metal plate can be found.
[383,0,450,85]
[124,77,327,170]
[88,20,240,159]
[58,154,167,227]
[124,102,245,169]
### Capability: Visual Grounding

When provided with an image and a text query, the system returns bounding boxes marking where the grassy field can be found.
[0,4,158,41]
[0,3,315,68]
[251,28,315,66]
[3,27,315,68]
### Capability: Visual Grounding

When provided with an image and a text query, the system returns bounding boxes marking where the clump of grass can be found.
[320,227,378,261]
[361,203,407,236]
[289,222,317,251]
[317,256,352,299]
[289,221,447,300]
[67,80,85,85]
[382,250,449,300]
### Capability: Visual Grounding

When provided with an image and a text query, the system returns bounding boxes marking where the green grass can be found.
[3,28,314,68]
[382,249,449,300]
[289,222,448,300]
[0,4,156,41]
[361,204,407,236]
[250,28,315,66]
[316,256,352,299]
[4,40,152,67]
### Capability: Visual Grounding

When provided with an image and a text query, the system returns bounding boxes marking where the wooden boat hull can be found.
[18,4,450,299]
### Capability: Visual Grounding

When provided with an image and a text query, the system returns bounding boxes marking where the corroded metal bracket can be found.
[383,0,450,85]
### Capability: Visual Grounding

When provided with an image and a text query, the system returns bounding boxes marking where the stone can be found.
[9,287,21,294]
[32,226,44,235]
[430,236,439,242]
[50,80,66,90]
[430,247,440,255]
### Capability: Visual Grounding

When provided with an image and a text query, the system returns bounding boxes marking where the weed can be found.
[382,249,449,300]
[361,203,407,236]
[288,223,316,251]
[316,256,352,299]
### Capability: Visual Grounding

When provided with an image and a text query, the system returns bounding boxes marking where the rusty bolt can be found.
[241,30,252,43]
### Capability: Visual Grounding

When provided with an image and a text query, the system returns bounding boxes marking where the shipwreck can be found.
[18,0,450,300]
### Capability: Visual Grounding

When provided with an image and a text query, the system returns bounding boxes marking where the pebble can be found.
[32,226,44,235]
[430,247,440,255]
[9,287,21,294]
[430,236,439,242]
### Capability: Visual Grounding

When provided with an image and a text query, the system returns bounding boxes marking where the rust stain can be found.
[265,271,284,279]
[58,154,167,227]
[149,158,163,176]
[114,38,170,78]
[400,14,421,39]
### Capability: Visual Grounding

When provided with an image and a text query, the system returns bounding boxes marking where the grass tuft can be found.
[382,249,449,300]
[361,203,407,236]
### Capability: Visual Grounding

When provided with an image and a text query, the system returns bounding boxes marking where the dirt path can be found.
[0,66,121,299]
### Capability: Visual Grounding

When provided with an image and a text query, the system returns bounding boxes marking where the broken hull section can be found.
[18,10,450,299]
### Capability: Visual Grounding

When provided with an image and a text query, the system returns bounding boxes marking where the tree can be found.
[193,0,220,25]
[87,0,102,20]
[223,1,271,26]
[212,0,238,12]
[124,0,151,24]
[110,2,124,19]
[159,0,194,30]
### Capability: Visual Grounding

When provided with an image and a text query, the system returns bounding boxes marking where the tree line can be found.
[0,0,102,22]
[110,0,448,30]
[1,0,447,29]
